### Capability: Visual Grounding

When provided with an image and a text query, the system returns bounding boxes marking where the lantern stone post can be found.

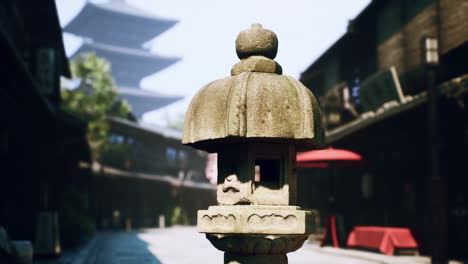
[182,24,325,264]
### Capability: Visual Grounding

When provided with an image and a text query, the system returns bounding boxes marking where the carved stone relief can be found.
[201,214,236,226]
[247,214,297,229]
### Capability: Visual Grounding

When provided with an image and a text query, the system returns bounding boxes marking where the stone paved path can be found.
[36,226,430,264]
[136,227,369,264]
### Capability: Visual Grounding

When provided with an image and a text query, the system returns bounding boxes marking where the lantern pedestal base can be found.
[200,206,313,263]
[206,233,308,264]
[225,253,287,264]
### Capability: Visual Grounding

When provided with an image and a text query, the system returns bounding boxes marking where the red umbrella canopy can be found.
[296,147,367,168]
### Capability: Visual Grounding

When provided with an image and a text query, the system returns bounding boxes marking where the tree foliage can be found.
[61,52,132,159]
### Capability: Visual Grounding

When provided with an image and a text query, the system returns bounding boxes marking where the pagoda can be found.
[64,0,181,117]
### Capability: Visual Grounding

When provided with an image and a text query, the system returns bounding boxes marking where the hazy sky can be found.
[56,0,371,127]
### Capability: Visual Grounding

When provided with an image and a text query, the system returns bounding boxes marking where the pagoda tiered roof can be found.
[117,87,182,117]
[64,0,177,49]
[64,0,183,118]
[73,41,179,88]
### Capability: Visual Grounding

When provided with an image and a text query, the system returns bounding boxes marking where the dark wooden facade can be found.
[0,0,91,245]
[95,117,215,228]
[299,0,467,261]
[0,0,215,253]
[301,0,466,102]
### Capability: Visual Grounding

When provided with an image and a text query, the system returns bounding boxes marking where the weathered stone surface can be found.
[182,71,324,152]
[207,233,307,254]
[231,56,282,75]
[198,205,313,235]
[235,24,278,60]
[216,143,297,206]
[225,253,288,264]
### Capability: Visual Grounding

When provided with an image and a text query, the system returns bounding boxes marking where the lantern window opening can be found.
[254,158,282,190]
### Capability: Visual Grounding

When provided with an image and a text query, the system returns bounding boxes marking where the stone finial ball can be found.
[235,24,278,60]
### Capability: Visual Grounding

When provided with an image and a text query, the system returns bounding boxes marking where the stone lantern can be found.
[182,24,324,264]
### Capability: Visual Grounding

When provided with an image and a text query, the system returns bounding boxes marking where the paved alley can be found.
[36,227,430,264]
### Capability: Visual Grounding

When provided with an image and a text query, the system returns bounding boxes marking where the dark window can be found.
[109,133,124,144]
[165,147,177,165]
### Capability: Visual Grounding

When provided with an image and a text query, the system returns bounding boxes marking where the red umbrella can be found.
[296,146,367,248]
[296,147,367,168]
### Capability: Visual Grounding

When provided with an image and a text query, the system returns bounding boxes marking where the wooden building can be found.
[95,117,215,228]
[0,0,215,254]
[299,0,467,261]
[0,0,91,247]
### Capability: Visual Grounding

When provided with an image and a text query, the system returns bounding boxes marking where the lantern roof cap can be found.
[182,24,325,152]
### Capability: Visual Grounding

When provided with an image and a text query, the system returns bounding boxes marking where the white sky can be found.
[56,0,371,127]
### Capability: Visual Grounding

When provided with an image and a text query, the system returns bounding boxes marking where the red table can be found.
[346,226,418,255]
